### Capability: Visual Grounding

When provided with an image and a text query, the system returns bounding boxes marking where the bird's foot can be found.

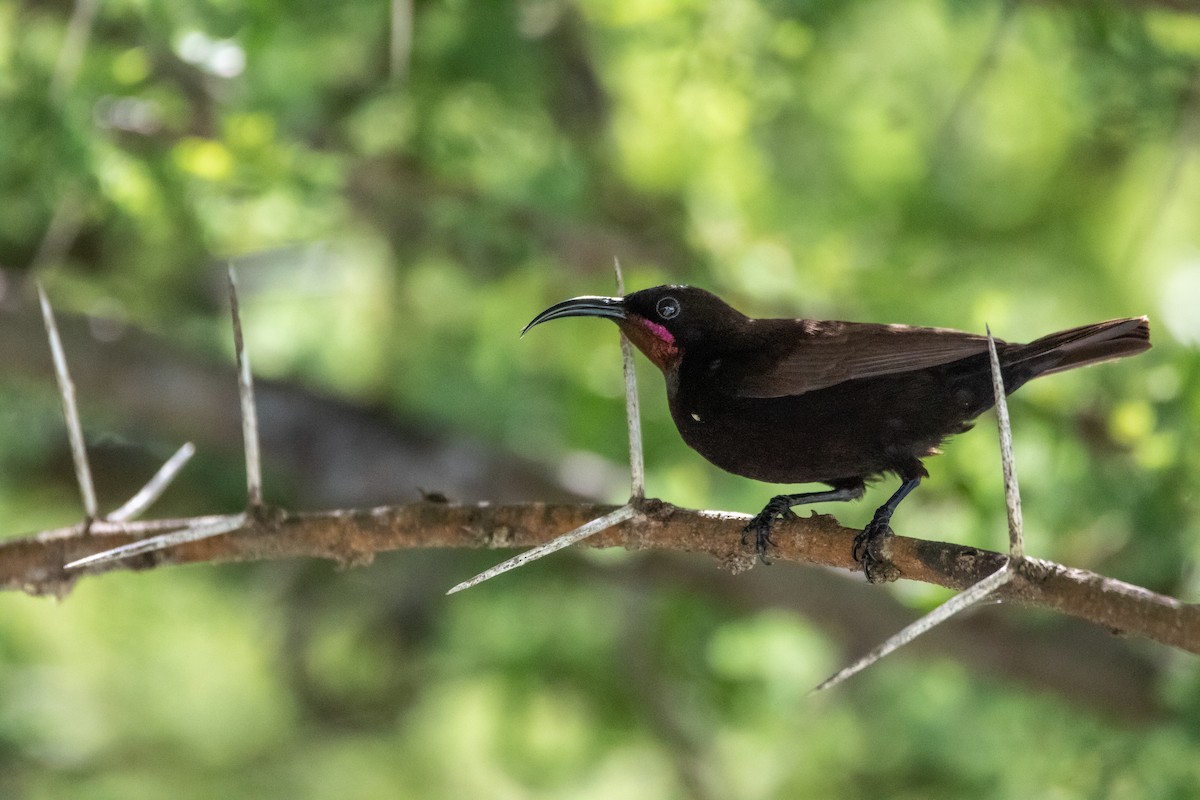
[852,513,901,584]
[742,497,799,564]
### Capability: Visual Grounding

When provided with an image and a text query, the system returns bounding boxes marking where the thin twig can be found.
[445,505,637,594]
[928,0,1019,179]
[64,513,246,570]
[987,326,1024,558]
[51,0,102,101]
[390,0,414,82]
[614,258,645,499]
[37,284,98,521]
[227,266,263,509]
[1119,67,1200,270]
[29,191,85,272]
[105,442,196,523]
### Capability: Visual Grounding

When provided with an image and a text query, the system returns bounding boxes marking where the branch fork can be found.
[812,327,1026,691]
[447,258,646,594]
[50,266,265,571]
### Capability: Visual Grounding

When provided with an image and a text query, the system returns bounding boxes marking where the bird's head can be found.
[523,285,747,371]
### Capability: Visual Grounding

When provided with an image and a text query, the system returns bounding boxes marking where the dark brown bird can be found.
[524,285,1151,579]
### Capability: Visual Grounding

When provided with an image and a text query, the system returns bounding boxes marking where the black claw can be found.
[739,521,757,548]
[742,515,774,564]
[852,515,899,583]
[755,526,775,564]
[743,500,795,564]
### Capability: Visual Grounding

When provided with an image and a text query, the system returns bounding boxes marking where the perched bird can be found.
[524,286,1151,580]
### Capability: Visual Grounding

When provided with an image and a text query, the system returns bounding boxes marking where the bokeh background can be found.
[2,0,1200,797]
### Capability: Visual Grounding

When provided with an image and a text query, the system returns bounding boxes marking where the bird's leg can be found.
[744,482,865,563]
[852,475,921,583]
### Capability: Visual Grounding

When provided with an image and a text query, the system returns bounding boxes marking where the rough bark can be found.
[3,499,1195,654]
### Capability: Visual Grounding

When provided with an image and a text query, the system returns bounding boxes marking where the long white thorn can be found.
[106,442,196,522]
[38,283,98,520]
[614,258,645,500]
[63,513,246,570]
[811,562,1014,694]
[228,267,263,509]
[987,326,1024,559]
[446,505,637,595]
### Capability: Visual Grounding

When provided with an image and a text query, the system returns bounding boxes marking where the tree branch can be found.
[3,500,1196,653]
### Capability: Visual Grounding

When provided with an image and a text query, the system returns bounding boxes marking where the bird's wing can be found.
[733,320,995,398]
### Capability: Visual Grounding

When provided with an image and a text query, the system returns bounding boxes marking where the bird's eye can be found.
[656,296,680,320]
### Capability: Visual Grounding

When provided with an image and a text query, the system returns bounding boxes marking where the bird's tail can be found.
[1012,316,1151,378]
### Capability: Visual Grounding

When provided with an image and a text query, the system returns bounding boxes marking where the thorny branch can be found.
[5,284,1197,670]
[2,501,1196,653]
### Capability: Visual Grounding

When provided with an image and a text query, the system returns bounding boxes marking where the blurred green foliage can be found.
[2,0,1200,797]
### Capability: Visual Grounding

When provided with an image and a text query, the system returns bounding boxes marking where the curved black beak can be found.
[522,295,626,336]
